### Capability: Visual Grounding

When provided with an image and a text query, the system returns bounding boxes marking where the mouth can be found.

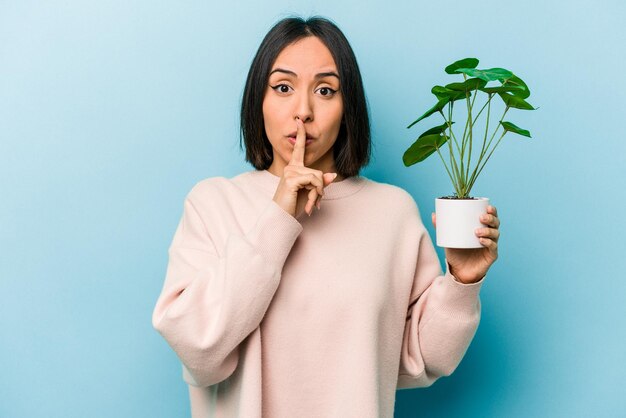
[288,137,314,145]
[286,131,315,140]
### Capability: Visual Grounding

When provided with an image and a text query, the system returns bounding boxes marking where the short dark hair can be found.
[239,15,371,178]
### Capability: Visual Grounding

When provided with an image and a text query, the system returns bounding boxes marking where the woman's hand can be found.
[431,205,500,284]
[273,117,338,218]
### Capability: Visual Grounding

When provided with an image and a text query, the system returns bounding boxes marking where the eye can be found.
[270,84,292,94]
[317,87,337,97]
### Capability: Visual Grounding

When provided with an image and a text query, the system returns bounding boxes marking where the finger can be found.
[304,172,325,198]
[306,187,318,215]
[323,172,338,186]
[480,213,500,229]
[478,237,498,255]
[488,205,498,217]
[476,227,500,241]
[310,183,323,210]
[289,118,306,167]
[313,173,337,210]
[431,212,436,227]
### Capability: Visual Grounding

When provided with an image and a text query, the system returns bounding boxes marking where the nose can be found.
[294,91,313,123]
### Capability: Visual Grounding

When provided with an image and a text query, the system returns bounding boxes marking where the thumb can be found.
[323,172,338,186]
[432,212,436,228]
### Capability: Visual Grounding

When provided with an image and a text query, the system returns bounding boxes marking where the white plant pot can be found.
[435,197,490,248]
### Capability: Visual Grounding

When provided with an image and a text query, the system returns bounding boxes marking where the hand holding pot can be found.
[431,205,500,284]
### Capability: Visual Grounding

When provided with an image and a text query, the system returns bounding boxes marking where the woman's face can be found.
[262,36,343,175]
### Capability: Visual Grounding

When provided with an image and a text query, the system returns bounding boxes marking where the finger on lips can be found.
[292,118,334,215]
[292,118,317,216]
[290,117,309,167]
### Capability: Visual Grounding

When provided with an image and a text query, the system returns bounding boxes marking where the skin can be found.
[263,36,344,182]
[432,207,500,284]
[261,36,500,283]
[263,36,344,218]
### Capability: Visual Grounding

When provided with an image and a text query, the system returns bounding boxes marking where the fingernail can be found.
[332,173,338,180]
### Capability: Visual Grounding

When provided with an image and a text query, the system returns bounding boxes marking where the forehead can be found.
[271,36,337,73]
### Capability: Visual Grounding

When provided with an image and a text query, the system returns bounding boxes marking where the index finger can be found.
[289,118,306,166]
[488,205,498,217]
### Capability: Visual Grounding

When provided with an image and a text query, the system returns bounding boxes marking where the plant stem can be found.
[439,109,463,190]
[449,101,465,186]
[434,106,460,196]
[467,105,510,190]
[443,104,463,157]
[459,74,469,195]
[460,91,470,194]
[472,93,495,126]
[484,106,509,155]
[468,94,492,195]
[460,103,470,160]
[434,146,458,196]
[463,87,478,196]
[475,93,492,171]
[467,130,507,192]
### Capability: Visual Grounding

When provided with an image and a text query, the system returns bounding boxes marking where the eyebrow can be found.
[269,68,340,80]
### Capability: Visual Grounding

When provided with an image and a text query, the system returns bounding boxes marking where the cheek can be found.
[261,100,272,126]
[318,101,342,122]
[263,98,287,132]
[327,101,343,128]
[261,108,277,149]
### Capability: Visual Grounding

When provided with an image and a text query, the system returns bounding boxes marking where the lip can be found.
[288,137,313,145]
[286,131,315,140]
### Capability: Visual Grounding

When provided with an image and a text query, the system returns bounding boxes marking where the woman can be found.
[152,15,500,418]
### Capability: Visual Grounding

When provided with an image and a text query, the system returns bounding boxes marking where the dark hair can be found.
[239,15,371,178]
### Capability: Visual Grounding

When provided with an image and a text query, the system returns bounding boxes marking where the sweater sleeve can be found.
[152,185,303,387]
[396,221,485,389]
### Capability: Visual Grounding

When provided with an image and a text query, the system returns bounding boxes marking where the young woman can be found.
[152,15,500,418]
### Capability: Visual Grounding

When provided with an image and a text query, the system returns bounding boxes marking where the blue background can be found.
[1,1,625,417]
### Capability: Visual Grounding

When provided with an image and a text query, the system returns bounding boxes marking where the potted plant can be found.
[403,57,536,248]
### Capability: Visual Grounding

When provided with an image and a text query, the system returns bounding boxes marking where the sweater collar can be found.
[248,169,368,200]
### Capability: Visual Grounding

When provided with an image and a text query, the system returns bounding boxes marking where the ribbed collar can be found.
[247,169,368,200]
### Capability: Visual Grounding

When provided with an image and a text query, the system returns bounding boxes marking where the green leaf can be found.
[479,85,526,94]
[501,121,532,137]
[403,133,450,166]
[445,58,479,74]
[431,85,467,101]
[445,77,488,91]
[455,67,513,82]
[419,121,455,138]
[498,92,536,110]
[501,74,530,99]
[406,98,449,129]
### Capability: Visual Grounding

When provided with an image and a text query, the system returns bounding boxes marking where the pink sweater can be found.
[152,169,485,418]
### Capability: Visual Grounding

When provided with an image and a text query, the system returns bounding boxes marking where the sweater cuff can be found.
[434,269,484,321]
[246,199,303,268]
